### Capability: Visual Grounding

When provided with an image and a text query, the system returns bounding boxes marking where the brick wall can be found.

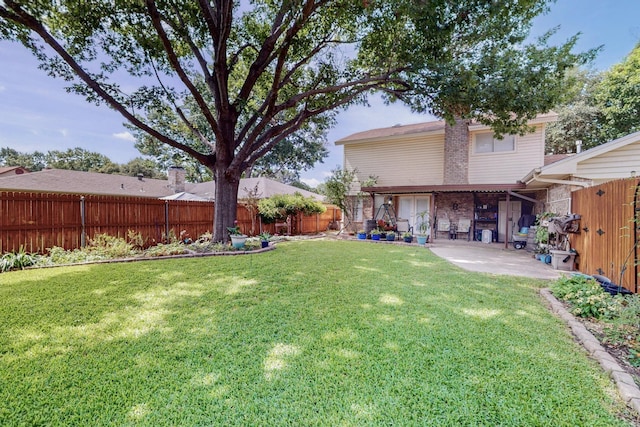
[443,118,470,185]
[435,193,474,225]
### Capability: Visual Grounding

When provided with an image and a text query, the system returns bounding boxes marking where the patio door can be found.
[398,195,431,234]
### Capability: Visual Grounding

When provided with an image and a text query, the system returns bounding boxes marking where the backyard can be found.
[0,240,633,425]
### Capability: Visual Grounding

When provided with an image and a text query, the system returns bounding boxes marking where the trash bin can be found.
[475,230,483,241]
[481,229,492,244]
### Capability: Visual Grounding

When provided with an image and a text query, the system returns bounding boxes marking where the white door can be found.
[398,196,431,234]
[498,201,521,242]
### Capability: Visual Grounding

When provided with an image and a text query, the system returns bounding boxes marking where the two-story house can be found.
[336,114,558,243]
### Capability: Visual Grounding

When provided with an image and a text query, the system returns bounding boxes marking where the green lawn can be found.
[0,240,631,426]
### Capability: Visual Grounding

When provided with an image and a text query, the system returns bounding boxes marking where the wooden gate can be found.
[570,178,639,293]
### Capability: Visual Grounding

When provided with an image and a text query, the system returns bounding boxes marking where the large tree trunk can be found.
[213,166,241,242]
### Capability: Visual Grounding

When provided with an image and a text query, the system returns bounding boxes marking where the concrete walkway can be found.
[428,239,563,280]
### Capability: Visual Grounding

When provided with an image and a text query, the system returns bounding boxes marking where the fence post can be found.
[165,200,170,242]
[80,196,86,248]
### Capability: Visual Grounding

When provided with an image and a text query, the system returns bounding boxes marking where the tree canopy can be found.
[596,43,640,140]
[0,146,165,178]
[0,0,591,240]
[545,43,640,154]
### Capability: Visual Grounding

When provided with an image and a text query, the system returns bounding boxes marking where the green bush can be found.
[550,276,620,319]
[43,246,103,265]
[0,247,39,273]
[142,243,186,257]
[87,233,136,259]
[258,192,326,223]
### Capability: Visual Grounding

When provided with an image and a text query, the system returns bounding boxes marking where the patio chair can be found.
[456,219,471,241]
[436,219,450,239]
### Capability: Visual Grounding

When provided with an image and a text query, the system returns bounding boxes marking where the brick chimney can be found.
[443,118,470,185]
[168,166,186,193]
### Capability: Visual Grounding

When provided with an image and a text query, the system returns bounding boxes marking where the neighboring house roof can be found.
[0,169,173,197]
[522,130,640,188]
[0,166,29,177]
[336,113,558,145]
[0,168,325,202]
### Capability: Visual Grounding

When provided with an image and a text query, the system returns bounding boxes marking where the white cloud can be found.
[59,128,68,137]
[113,131,136,142]
[300,178,322,188]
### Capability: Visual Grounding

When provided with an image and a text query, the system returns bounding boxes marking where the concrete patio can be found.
[428,239,564,280]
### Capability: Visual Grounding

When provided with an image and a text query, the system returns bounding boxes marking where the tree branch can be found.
[145,0,221,140]
[1,1,212,165]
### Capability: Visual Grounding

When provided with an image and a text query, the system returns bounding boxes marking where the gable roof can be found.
[0,168,325,202]
[336,120,445,145]
[522,130,640,187]
[336,113,558,145]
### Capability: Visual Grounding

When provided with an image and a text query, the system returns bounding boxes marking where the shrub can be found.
[143,243,186,257]
[43,246,103,265]
[87,234,136,259]
[0,247,39,273]
[127,230,146,249]
[603,293,640,363]
[550,276,620,319]
[258,192,326,223]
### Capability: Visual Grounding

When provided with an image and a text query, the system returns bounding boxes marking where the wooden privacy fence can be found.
[570,178,639,293]
[0,191,341,254]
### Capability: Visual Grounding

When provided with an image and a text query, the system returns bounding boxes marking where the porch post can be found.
[505,192,510,249]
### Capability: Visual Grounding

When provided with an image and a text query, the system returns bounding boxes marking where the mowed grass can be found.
[0,240,630,426]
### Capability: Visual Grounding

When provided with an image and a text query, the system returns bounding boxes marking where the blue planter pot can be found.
[357,233,367,240]
[371,234,381,241]
[386,234,395,241]
[403,236,413,243]
[261,240,269,248]
[416,235,428,245]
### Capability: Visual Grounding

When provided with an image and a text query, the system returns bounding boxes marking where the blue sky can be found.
[1,0,639,187]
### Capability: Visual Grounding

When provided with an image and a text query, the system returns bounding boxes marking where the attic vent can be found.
[137,173,144,181]
[392,123,402,127]
[121,184,124,189]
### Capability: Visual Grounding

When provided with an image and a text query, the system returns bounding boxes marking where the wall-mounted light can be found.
[387,196,393,205]
[631,170,636,178]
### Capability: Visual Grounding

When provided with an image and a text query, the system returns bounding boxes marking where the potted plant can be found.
[416,211,430,245]
[402,232,413,243]
[370,229,381,241]
[357,230,367,240]
[227,222,247,249]
[258,232,271,248]
[386,231,396,241]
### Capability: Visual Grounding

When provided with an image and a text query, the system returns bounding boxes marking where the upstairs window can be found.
[475,133,515,153]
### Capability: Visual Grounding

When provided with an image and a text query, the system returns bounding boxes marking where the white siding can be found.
[344,134,444,188]
[576,141,640,180]
[468,124,545,184]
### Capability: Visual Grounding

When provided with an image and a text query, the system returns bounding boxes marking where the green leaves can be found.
[257,192,326,223]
